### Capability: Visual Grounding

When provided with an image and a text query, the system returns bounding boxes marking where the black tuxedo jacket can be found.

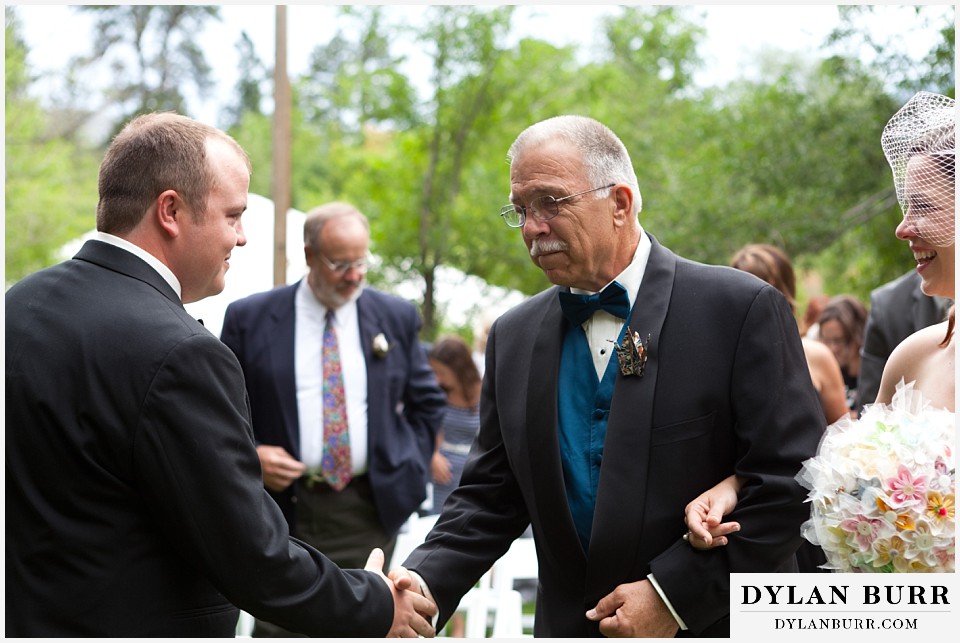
[5,241,393,637]
[220,281,445,537]
[404,234,824,637]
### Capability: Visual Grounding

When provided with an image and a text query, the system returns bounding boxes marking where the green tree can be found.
[221,31,268,129]
[5,7,100,286]
[299,5,419,141]
[830,5,955,97]
[76,5,221,130]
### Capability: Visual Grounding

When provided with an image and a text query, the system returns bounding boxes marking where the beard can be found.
[310,274,365,309]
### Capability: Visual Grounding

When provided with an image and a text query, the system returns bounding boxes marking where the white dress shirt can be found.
[96,232,182,299]
[569,227,651,380]
[295,280,368,475]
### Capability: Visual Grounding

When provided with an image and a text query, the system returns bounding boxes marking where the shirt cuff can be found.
[406,569,439,628]
[647,572,688,630]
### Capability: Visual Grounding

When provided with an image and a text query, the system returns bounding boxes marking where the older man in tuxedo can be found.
[5,113,434,637]
[395,115,823,637]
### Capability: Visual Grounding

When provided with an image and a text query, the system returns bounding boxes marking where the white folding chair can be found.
[454,536,537,638]
[489,537,537,636]
[390,512,440,570]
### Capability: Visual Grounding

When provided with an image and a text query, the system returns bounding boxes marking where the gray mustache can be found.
[530,239,568,257]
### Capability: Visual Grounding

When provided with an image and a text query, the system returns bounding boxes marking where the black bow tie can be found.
[558,281,630,326]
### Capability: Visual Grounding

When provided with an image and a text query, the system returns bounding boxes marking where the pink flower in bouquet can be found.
[886,465,927,507]
[840,514,887,551]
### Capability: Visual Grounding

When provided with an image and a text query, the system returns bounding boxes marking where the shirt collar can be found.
[296,278,359,326]
[570,225,650,310]
[96,231,182,299]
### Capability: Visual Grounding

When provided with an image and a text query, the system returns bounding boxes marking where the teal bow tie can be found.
[558,281,630,326]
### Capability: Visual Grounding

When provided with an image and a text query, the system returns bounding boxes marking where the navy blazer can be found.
[403,234,824,637]
[220,281,445,537]
[5,241,393,636]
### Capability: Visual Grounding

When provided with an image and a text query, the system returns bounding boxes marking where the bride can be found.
[683,91,955,550]
[874,92,954,412]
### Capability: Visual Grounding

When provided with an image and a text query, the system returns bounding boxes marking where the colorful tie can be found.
[321,309,351,491]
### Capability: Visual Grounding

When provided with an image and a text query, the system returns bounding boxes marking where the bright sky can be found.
[13,4,952,127]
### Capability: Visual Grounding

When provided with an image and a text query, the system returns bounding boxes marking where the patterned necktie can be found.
[321,309,351,490]
[558,281,631,326]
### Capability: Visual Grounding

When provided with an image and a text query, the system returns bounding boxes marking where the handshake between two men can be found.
[365,548,438,638]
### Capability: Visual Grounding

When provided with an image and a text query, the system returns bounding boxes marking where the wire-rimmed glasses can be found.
[499,183,615,228]
[318,252,370,275]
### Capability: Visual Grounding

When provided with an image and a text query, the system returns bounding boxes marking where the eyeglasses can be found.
[499,183,615,228]
[318,252,370,275]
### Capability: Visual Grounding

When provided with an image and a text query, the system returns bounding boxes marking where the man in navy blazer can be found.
[221,201,445,635]
[5,113,435,637]
[395,116,823,637]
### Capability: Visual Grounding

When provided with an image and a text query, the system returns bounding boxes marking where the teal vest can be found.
[558,321,627,551]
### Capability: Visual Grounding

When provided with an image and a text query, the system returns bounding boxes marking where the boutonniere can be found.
[612,326,650,377]
[372,333,390,358]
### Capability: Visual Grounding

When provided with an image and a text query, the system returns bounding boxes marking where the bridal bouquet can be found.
[796,381,955,572]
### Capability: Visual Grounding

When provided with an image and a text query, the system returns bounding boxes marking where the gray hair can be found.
[507,115,642,215]
[303,201,370,251]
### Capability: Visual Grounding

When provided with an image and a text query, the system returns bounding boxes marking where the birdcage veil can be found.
[880,91,956,247]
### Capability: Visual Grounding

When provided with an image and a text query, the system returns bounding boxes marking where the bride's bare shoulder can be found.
[875,322,953,406]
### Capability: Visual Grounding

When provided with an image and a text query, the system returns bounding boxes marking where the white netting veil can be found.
[880,91,956,247]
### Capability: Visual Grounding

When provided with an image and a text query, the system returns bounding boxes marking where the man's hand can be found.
[365,549,437,638]
[255,445,306,492]
[388,566,438,622]
[585,579,680,638]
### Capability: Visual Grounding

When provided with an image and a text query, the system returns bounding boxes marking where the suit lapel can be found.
[356,292,385,432]
[586,234,677,595]
[268,285,300,453]
[75,240,182,306]
[525,289,592,567]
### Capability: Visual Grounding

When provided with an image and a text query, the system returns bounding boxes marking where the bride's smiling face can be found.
[896,153,955,299]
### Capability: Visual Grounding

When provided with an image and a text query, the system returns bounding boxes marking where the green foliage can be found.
[832,5,954,97]
[5,8,100,286]
[77,5,222,130]
[9,5,954,331]
[221,31,268,129]
[299,6,419,138]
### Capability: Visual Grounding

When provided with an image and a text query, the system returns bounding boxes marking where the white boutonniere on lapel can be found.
[612,326,650,377]
[372,333,390,358]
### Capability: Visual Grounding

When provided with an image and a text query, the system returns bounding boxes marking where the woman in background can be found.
[817,294,869,415]
[426,335,482,516]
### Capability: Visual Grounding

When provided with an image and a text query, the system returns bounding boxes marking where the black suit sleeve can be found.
[650,286,823,632]
[133,333,394,637]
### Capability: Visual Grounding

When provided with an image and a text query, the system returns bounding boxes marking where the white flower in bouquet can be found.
[796,380,955,572]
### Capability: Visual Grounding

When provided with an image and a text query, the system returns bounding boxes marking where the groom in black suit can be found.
[5,113,435,637]
[396,115,823,637]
